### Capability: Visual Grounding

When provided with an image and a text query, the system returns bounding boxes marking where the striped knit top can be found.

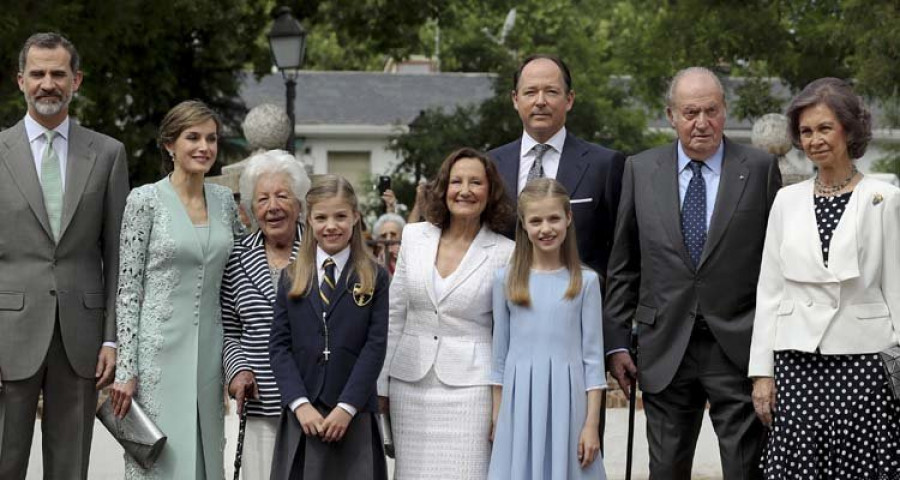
[222,227,302,416]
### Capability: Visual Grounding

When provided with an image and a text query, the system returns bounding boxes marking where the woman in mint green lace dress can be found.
[110,101,244,479]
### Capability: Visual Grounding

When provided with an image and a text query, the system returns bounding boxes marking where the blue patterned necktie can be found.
[41,130,63,241]
[527,144,551,181]
[319,258,336,306]
[681,160,707,267]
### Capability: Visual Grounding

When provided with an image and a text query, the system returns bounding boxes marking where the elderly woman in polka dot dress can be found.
[748,77,900,478]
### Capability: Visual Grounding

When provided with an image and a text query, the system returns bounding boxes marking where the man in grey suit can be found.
[604,67,780,479]
[0,32,129,479]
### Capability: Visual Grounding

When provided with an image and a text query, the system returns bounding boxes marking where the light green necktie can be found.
[41,130,63,241]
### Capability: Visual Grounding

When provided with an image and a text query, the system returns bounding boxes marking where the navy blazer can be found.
[489,132,626,280]
[269,262,389,413]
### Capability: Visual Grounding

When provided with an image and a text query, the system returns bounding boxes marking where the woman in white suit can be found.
[749,78,900,478]
[377,147,515,479]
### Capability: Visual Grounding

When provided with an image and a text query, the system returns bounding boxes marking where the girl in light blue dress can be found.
[489,178,606,480]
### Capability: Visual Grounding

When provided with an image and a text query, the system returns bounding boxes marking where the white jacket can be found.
[377,222,514,395]
[749,177,900,377]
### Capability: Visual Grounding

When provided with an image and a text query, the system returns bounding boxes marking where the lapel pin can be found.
[739,174,745,180]
[873,193,884,205]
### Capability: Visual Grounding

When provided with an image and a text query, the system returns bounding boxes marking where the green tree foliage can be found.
[871,154,900,178]
[732,77,786,122]
[391,105,484,184]
[286,0,513,70]
[843,1,900,99]
[608,0,851,106]
[0,0,272,186]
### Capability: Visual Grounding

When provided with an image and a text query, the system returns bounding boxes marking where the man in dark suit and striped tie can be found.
[604,67,781,479]
[489,54,626,282]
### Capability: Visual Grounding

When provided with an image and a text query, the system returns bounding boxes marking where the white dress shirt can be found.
[517,127,567,193]
[315,245,351,286]
[25,113,70,191]
[289,245,357,416]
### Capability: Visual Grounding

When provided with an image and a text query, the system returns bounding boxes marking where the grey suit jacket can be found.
[604,138,781,394]
[0,119,129,381]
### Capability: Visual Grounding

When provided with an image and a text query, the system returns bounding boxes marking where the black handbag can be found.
[878,345,900,400]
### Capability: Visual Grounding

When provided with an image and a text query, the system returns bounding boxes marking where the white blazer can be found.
[377,222,514,396]
[749,177,900,377]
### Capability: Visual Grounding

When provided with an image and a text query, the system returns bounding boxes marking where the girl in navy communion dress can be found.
[268,174,389,480]
[488,178,606,480]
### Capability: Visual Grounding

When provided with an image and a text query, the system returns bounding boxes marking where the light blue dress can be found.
[488,268,607,480]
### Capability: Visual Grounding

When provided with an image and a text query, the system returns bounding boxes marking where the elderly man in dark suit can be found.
[0,32,129,478]
[489,54,625,280]
[604,67,781,480]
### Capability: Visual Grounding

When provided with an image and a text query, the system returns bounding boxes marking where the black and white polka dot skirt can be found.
[763,350,900,479]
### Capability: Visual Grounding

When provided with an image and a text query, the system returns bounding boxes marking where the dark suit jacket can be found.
[269,263,389,413]
[0,120,128,381]
[604,138,781,394]
[489,132,626,279]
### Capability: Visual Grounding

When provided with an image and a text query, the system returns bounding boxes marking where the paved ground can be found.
[27,403,723,479]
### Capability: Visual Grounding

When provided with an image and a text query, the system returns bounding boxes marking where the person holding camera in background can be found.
[371,175,403,275]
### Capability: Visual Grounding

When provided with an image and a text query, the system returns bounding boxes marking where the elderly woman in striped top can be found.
[221,149,310,480]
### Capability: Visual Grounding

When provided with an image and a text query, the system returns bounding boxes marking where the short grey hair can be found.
[665,67,726,109]
[373,213,406,237]
[238,149,311,229]
[786,77,872,159]
[19,32,80,73]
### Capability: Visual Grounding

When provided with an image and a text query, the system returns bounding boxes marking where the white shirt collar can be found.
[520,126,567,157]
[24,113,70,143]
[316,245,352,279]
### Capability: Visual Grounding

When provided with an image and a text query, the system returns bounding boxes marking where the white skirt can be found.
[390,368,492,479]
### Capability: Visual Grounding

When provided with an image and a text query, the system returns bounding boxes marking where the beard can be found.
[26,90,71,117]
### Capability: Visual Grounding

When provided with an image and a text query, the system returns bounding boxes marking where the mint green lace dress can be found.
[115,178,244,479]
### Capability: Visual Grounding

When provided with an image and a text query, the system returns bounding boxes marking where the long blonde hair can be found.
[506,178,583,307]
[288,175,376,299]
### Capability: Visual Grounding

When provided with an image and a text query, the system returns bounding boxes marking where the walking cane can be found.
[598,389,607,454]
[625,331,638,480]
[233,397,249,480]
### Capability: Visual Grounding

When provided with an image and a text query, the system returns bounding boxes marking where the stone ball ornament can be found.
[752,113,813,186]
[751,113,792,156]
[242,103,292,151]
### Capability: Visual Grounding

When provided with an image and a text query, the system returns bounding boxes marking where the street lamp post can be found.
[284,75,296,154]
[409,110,426,184]
[267,6,307,154]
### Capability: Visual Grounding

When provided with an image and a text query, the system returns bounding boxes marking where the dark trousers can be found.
[643,327,764,480]
[0,321,97,480]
